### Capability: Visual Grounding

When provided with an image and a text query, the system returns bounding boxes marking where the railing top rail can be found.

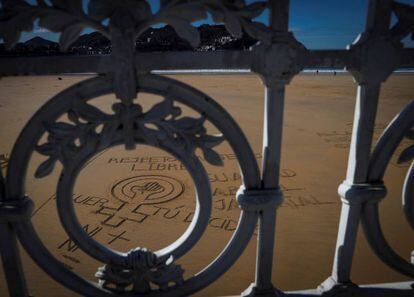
[0,48,413,76]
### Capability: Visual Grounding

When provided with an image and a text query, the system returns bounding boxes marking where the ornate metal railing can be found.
[0,0,414,296]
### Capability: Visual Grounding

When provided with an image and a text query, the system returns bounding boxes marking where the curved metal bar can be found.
[15,209,257,297]
[3,0,414,296]
[7,74,261,295]
[142,74,261,189]
[361,100,414,277]
[6,77,112,199]
[15,221,116,297]
[368,100,414,181]
[158,211,258,297]
[57,140,212,266]
[402,162,414,229]
[361,203,414,277]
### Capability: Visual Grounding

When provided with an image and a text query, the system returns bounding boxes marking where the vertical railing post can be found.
[242,1,306,296]
[248,80,286,297]
[0,169,30,297]
[319,0,398,293]
[330,85,381,283]
[257,2,290,291]
[0,224,30,297]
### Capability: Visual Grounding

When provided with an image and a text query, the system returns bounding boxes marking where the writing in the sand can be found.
[55,188,334,269]
[107,152,262,172]
[317,122,412,168]
[30,153,337,269]
[317,122,386,149]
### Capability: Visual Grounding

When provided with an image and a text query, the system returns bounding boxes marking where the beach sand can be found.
[0,73,413,296]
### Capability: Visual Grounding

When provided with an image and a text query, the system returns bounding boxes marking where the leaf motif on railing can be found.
[0,0,271,50]
[397,129,414,164]
[398,145,414,164]
[392,2,414,42]
[140,99,225,166]
[154,0,271,46]
[35,98,224,178]
[35,117,99,178]
[397,130,414,164]
[0,0,109,50]
[88,0,153,22]
[95,248,184,293]
[0,0,36,48]
[204,1,272,43]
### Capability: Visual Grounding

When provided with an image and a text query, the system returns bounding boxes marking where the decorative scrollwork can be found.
[0,0,271,50]
[35,97,224,178]
[5,73,260,296]
[0,0,110,50]
[95,248,184,293]
[0,1,276,102]
[0,1,273,102]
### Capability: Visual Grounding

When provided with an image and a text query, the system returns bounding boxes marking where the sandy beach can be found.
[0,73,413,296]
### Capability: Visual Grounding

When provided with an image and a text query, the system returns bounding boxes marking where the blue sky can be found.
[18,0,414,49]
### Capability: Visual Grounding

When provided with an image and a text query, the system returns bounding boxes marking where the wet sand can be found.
[0,73,413,296]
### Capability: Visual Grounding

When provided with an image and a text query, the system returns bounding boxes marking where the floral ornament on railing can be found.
[0,0,271,102]
[95,248,184,293]
[0,0,110,50]
[35,98,224,178]
[0,0,271,50]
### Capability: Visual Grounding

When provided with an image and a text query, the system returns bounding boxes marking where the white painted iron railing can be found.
[0,0,414,296]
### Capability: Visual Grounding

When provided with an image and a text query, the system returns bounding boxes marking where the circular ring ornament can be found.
[364,100,414,277]
[7,74,261,296]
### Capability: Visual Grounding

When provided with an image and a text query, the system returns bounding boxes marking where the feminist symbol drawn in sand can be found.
[111,175,184,204]
[134,181,164,194]
[96,175,185,228]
